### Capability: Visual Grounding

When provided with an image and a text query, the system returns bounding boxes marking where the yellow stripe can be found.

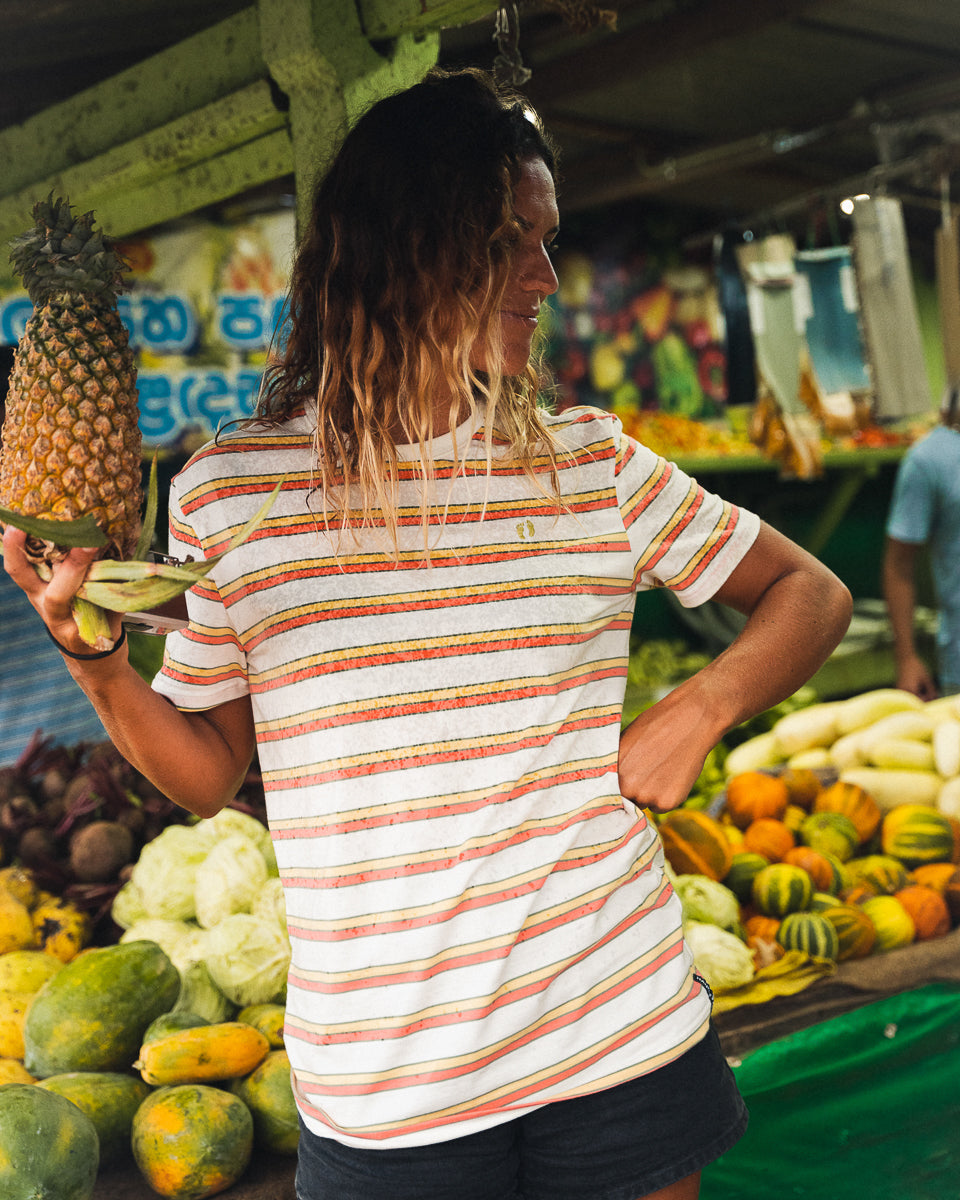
[263,706,619,784]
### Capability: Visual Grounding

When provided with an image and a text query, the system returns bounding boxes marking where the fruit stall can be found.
[2,677,960,1199]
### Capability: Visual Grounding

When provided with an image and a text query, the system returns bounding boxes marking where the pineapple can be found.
[1,196,143,557]
[1,196,279,649]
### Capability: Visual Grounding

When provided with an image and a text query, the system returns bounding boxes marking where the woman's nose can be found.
[521,246,559,297]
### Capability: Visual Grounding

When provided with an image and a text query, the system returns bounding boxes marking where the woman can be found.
[5,68,851,1200]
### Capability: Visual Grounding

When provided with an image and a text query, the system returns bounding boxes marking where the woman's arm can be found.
[3,527,255,817]
[882,535,938,700]
[618,521,852,812]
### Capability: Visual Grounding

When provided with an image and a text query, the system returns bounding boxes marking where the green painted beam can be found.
[83,131,295,239]
[0,0,495,243]
[358,0,498,39]
[0,8,264,198]
[259,0,439,231]
[0,82,288,246]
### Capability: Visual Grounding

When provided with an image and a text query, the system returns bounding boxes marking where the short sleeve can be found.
[612,419,761,608]
[886,443,934,545]
[151,477,250,712]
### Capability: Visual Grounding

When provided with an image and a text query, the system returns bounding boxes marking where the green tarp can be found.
[702,983,960,1200]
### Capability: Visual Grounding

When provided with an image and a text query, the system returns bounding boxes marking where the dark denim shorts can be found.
[294,1023,748,1200]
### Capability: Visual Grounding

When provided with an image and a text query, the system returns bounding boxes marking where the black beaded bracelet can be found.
[45,624,127,660]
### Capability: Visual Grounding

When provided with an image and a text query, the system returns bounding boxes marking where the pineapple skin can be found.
[0,291,143,562]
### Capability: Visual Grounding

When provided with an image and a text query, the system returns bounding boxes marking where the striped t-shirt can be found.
[154,404,760,1148]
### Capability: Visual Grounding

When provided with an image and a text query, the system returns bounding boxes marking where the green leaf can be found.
[0,504,107,548]
[132,453,160,562]
[78,479,284,613]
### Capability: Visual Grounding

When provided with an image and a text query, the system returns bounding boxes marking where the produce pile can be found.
[0,734,268,942]
[0,806,294,1199]
[657,688,960,994]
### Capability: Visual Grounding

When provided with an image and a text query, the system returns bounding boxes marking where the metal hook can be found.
[493,4,532,88]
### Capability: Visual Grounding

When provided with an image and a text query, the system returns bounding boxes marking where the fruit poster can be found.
[544,245,728,420]
[0,207,296,450]
[1,200,730,451]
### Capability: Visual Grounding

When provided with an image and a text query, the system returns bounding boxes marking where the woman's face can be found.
[490,155,560,376]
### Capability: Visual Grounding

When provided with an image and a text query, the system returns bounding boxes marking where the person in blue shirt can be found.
[883,387,960,698]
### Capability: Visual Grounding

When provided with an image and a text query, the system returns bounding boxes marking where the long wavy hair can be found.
[256,67,565,555]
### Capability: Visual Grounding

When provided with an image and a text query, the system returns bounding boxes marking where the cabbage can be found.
[164,926,210,974]
[204,913,291,1006]
[110,879,148,929]
[684,921,755,990]
[194,834,269,929]
[251,876,288,933]
[673,874,741,931]
[130,824,212,921]
[119,918,197,960]
[198,808,275,867]
[175,958,235,1023]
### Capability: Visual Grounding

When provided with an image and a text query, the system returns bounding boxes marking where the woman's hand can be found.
[618,678,726,813]
[618,520,852,813]
[2,525,123,655]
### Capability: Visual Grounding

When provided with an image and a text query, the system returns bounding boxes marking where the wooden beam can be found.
[0,82,288,245]
[0,0,502,241]
[358,0,498,39]
[0,9,264,197]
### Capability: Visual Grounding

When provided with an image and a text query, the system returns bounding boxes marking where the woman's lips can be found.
[502,310,539,330]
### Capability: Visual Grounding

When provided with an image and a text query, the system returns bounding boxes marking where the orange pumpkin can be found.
[743,913,781,941]
[893,885,951,940]
[813,781,881,844]
[780,767,823,811]
[658,810,733,881]
[743,818,796,863]
[782,846,839,893]
[910,863,958,894]
[724,771,789,830]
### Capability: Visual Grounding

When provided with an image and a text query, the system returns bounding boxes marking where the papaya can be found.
[39,1071,152,1166]
[0,948,64,993]
[31,896,92,962]
[135,1021,270,1086]
[0,991,33,1059]
[131,1084,253,1200]
[231,1048,299,1155]
[236,1002,285,1048]
[0,1083,99,1200]
[23,939,180,1078]
[142,1010,211,1045]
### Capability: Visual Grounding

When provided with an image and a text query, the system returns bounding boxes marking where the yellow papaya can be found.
[0,991,34,1058]
[0,892,37,954]
[31,897,92,962]
[135,1020,270,1086]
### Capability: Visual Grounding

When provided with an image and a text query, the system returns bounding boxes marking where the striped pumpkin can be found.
[776,911,840,959]
[723,852,770,903]
[860,895,915,952]
[658,811,733,881]
[818,903,877,961]
[782,846,843,893]
[813,780,881,843]
[881,805,955,869]
[845,854,909,896]
[751,863,813,917]
[799,811,859,862]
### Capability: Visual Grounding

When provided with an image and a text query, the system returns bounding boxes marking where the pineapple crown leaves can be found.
[9,194,128,307]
